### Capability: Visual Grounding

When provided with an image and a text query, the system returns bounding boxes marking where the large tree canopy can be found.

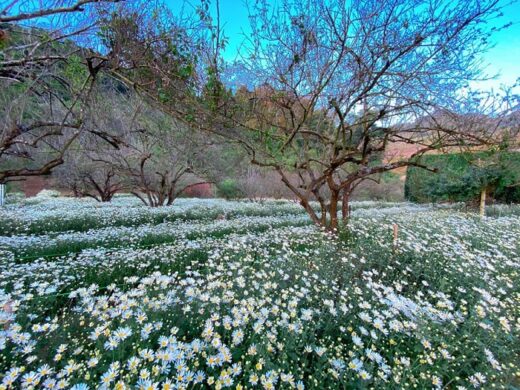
[209,0,519,229]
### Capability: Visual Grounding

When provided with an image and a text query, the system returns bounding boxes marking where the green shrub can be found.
[405,151,520,203]
[36,189,61,198]
[216,178,243,199]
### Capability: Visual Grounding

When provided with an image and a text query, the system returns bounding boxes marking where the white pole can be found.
[0,184,4,206]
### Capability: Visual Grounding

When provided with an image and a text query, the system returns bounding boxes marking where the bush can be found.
[5,192,25,204]
[35,189,61,198]
[216,179,243,199]
[405,151,520,203]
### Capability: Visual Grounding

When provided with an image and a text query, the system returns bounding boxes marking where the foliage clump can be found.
[405,152,520,203]
[216,179,243,200]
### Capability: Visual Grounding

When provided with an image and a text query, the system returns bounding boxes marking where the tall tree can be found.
[211,0,518,230]
[0,0,122,183]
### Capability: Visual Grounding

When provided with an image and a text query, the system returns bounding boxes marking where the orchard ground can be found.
[0,195,519,389]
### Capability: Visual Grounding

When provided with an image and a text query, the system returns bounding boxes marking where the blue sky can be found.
[167,0,520,91]
[476,1,520,90]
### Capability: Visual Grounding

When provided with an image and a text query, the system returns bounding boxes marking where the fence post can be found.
[0,184,5,206]
[393,223,399,252]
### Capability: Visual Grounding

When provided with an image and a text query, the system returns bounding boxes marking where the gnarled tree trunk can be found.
[328,189,340,231]
[342,190,350,223]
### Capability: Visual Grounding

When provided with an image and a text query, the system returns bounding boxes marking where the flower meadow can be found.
[0,197,519,389]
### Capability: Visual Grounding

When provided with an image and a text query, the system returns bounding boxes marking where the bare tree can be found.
[0,0,122,183]
[55,153,123,201]
[54,125,124,202]
[117,128,212,207]
[209,0,518,230]
[88,93,213,207]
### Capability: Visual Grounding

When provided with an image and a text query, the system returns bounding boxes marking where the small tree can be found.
[217,179,243,200]
[446,153,519,216]
[55,155,123,202]
[92,95,213,207]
